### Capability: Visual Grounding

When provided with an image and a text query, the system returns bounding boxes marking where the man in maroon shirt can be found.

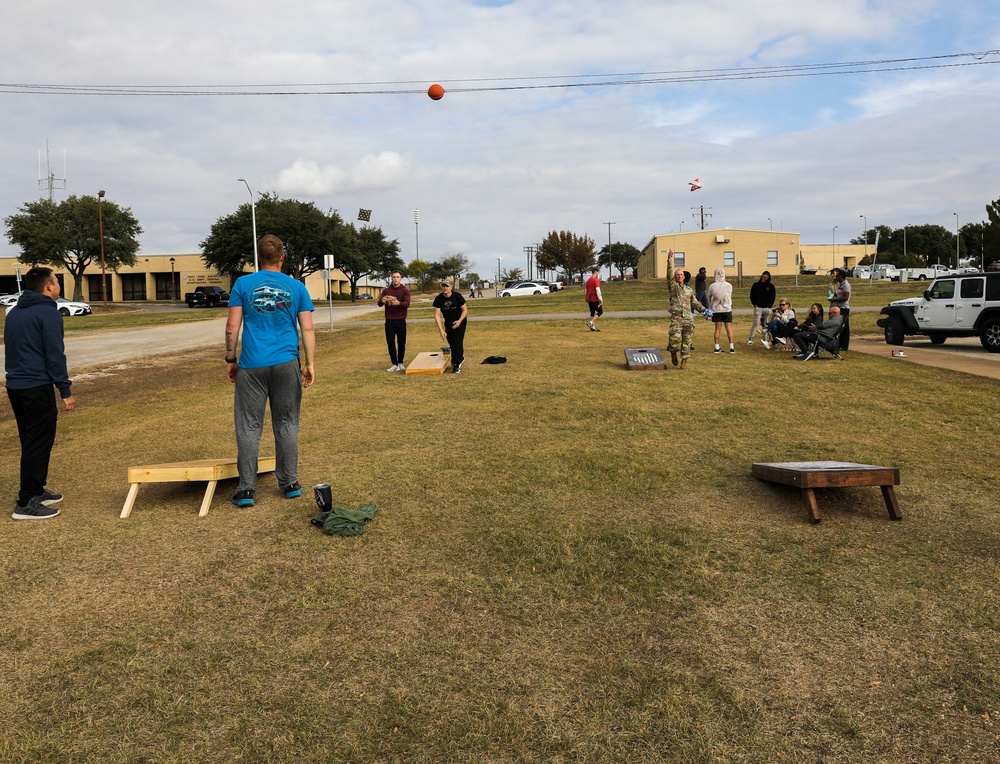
[377,272,411,371]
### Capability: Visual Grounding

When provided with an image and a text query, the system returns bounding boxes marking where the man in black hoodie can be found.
[748,270,776,346]
[4,267,75,520]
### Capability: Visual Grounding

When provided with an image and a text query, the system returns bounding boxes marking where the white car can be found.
[5,296,93,317]
[498,281,550,297]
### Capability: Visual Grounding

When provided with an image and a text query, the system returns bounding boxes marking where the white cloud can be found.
[274,153,409,196]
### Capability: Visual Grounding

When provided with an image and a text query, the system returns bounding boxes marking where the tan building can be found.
[638,228,801,280]
[799,243,869,274]
[0,254,375,303]
[637,229,869,280]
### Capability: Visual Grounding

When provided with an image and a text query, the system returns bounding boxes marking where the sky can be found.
[2,0,1000,280]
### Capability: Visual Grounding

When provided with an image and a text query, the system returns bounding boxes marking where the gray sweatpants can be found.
[234,359,302,492]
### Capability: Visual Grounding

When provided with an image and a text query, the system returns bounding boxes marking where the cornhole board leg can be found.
[120,457,276,518]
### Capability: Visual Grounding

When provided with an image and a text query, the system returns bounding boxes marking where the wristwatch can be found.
[225,356,237,364]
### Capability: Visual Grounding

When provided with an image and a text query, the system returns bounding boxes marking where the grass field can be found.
[2,291,998,762]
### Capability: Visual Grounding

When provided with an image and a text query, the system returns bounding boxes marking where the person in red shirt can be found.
[584,268,603,332]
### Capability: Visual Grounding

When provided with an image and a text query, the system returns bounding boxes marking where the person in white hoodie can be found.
[707,268,735,353]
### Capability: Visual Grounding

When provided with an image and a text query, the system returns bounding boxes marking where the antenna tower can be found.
[38,138,67,200]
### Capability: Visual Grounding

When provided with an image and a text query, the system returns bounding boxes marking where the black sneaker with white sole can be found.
[12,496,60,520]
[36,489,63,506]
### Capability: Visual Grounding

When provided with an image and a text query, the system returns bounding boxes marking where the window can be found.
[156,273,181,301]
[985,275,1000,301]
[674,252,685,267]
[87,273,112,302]
[724,251,735,266]
[960,278,984,299]
[929,280,955,300]
[120,274,146,301]
[767,250,778,266]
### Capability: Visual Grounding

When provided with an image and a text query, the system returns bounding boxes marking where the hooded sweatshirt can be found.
[707,268,733,312]
[4,290,72,397]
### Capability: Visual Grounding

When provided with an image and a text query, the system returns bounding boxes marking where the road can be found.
[6,303,1000,381]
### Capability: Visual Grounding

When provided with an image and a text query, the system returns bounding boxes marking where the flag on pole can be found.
[689,178,702,192]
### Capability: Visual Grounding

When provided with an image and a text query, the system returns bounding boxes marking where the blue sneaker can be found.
[232,489,255,507]
[283,482,303,499]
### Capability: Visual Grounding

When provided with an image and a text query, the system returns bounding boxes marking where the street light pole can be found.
[169,257,176,301]
[860,215,867,264]
[414,210,420,262]
[497,257,501,295]
[832,224,837,263]
[954,213,960,269]
[97,190,108,308]
[237,178,258,271]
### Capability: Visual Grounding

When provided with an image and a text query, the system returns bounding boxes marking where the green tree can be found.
[537,230,596,283]
[337,224,403,300]
[201,193,341,282]
[438,253,471,285]
[406,258,435,292]
[983,196,1000,266]
[960,221,985,268]
[5,195,142,301]
[500,267,524,282]
[597,241,641,279]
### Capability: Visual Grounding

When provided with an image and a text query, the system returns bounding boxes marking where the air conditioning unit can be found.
[715,235,730,243]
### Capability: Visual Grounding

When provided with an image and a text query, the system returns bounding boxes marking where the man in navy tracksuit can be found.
[4,267,75,520]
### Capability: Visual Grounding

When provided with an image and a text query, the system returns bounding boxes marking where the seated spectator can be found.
[791,303,824,339]
[793,306,844,360]
[763,299,796,348]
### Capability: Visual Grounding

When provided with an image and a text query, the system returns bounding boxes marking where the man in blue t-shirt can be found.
[225,235,315,507]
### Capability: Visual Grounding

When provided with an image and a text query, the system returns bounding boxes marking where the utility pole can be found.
[691,206,712,230]
[523,245,536,280]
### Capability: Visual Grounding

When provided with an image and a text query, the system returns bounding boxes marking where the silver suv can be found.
[877,272,1000,352]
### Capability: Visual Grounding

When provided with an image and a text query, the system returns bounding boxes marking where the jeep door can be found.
[916,279,956,328]
[955,277,985,328]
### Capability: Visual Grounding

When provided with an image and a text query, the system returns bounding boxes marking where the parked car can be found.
[876,271,1000,352]
[498,281,550,297]
[872,264,901,281]
[185,285,230,308]
[56,298,93,316]
[987,261,1000,272]
[6,297,93,317]
[547,281,565,291]
[0,293,21,306]
[851,266,874,279]
[352,292,374,300]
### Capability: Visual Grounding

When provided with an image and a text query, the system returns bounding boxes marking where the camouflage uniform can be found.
[666,256,706,359]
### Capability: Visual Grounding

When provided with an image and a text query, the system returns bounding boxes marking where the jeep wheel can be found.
[884,315,905,346]
[980,317,1000,353]
[928,334,946,345]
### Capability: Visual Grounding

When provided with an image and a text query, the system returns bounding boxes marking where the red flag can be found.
[689,178,702,192]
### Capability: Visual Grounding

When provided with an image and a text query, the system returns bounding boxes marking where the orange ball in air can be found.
[427,83,445,100]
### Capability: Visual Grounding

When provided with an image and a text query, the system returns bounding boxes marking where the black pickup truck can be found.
[185,286,230,308]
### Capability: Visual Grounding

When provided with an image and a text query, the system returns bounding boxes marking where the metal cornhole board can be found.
[624,347,666,370]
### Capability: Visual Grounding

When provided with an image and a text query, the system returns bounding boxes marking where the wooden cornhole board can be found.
[405,351,449,375]
[120,457,276,518]
[752,460,902,524]
[625,347,666,370]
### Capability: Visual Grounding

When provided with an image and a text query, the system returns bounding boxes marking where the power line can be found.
[2,51,998,97]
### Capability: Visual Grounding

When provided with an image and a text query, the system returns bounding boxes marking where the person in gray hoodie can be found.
[707,268,735,353]
[4,267,75,520]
